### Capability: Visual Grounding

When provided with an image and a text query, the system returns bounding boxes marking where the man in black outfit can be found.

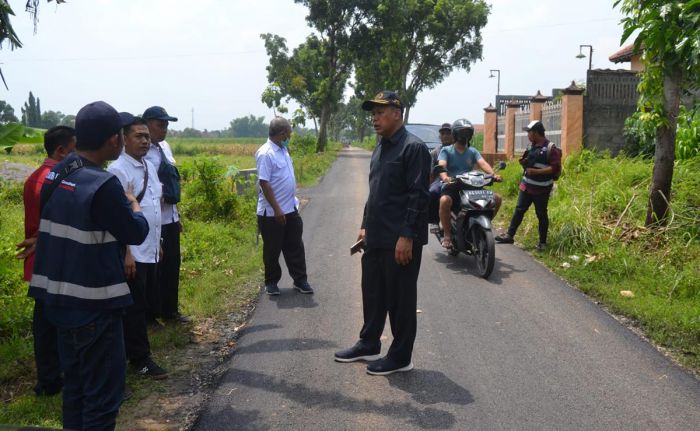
[335,91,431,376]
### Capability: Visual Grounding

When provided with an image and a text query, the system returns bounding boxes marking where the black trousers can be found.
[507,190,551,244]
[257,210,307,286]
[32,299,62,392]
[155,221,181,319]
[359,245,423,365]
[427,179,442,224]
[123,262,156,364]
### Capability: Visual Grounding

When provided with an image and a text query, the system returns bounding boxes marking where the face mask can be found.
[281,139,290,149]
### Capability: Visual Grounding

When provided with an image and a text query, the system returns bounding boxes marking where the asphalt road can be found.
[195,147,700,431]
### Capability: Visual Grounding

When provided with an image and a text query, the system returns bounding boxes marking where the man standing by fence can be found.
[255,117,313,296]
[496,120,561,251]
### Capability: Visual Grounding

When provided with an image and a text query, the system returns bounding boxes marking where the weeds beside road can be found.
[0,137,339,428]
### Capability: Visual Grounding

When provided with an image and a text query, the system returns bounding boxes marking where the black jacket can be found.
[362,126,431,249]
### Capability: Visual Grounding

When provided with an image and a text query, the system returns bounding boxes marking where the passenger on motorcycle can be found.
[428,123,455,226]
[437,119,502,249]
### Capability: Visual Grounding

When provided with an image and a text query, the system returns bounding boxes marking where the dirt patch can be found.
[0,162,33,182]
[118,296,260,431]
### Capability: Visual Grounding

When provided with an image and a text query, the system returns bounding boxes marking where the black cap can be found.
[524,120,545,134]
[439,123,452,132]
[75,101,133,149]
[361,91,404,111]
[142,106,178,122]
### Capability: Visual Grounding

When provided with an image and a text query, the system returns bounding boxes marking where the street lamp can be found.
[488,69,500,95]
[576,44,593,70]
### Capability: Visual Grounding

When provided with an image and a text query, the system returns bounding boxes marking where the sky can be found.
[1,0,628,131]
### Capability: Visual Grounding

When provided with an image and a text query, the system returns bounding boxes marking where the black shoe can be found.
[134,357,168,380]
[146,318,166,331]
[536,243,547,251]
[294,281,314,294]
[495,233,514,244]
[265,283,280,296]
[366,356,414,376]
[334,342,381,363]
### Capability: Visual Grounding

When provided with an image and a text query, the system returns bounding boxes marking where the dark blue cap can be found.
[361,91,404,111]
[75,101,133,150]
[142,106,178,122]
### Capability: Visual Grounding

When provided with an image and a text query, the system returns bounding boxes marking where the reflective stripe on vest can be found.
[522,175,554,187]
[39,219,117,245]
[532,163,548,168]
[30,274,130,300]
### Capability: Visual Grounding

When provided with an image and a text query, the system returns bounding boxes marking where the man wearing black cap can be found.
[29,101,149,430]
[496,120,561,251]
[334,91,431,376]
[142,106,188,324]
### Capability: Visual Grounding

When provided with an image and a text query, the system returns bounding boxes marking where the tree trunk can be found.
[316,104,331,153]
[646,68,682,226]
[312,117,318,135]
[403,106,411,124]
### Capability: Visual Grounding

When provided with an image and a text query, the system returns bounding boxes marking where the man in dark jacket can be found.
[334,91,431,376]
[496,120,561,251]
[30,101,149,431]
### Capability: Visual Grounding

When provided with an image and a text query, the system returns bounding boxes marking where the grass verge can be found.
[492,151,700,371]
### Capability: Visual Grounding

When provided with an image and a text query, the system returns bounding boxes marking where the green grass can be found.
[492,151,700,369]
[0,136,339,427]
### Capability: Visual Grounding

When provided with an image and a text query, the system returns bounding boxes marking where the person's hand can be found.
[177,220,184,233]
[493,174,503,182]
[357,229,366,242]
[124,251,136,280]
[125,182,137,204]
[526,167,536,176]
[15,237,37,260]
[395,236,413,265]
[274,208,286,225]
[159,247,164,260]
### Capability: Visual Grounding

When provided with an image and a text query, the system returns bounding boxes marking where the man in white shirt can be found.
[143,106,188,324]
[256,117,313,296]
[108,116,168,379]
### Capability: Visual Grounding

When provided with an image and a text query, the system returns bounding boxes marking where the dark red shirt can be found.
[519,139,561,195]
[22,158,57,281]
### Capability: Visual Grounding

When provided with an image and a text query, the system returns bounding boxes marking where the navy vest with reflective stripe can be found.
[522,142,554,188]
[29,158,133,310]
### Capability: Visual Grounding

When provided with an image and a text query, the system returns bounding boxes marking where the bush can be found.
[623,105,700,160]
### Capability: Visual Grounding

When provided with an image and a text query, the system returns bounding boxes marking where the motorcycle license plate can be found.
[465,190,493,199]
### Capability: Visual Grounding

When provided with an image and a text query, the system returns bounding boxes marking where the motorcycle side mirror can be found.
[498,161,507,170]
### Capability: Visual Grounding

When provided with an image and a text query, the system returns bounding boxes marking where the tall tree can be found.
[229,114,268,138]
[616,0,700,225]
[40,110,65,129]
[262,1,370,152]
[21,91,41,127]
[355,0,489,122]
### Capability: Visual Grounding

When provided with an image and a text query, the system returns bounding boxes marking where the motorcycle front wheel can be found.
[473,226,495,279]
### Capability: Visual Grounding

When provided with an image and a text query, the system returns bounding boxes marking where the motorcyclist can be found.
[437,119,502,249]
[428,123,455,229]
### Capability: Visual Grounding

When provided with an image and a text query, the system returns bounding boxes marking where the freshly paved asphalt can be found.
[195,147,700,430]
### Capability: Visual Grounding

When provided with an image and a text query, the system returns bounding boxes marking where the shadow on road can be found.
[234,338,338,355]
[269,292,319,309]
[431,250,526,286]
[238,323,282,336]
[387,369,474,406]
[213,368,462,429]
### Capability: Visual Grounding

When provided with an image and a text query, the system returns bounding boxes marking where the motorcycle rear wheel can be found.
[473,226,495,279]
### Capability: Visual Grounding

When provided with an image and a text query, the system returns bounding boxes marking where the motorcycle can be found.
[433,162,506,279]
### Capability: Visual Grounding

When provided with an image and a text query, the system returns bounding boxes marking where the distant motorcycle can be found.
[433,162,505,279]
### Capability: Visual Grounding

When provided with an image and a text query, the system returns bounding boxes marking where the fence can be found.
[514,106,532,152]
[541,100,562,147]
[496,116,505,153]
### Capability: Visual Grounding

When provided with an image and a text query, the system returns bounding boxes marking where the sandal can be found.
[441,237,453,249]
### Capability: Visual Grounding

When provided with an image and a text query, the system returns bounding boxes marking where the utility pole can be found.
[191,107,195,130]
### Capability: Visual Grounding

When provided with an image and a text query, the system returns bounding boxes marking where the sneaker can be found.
[265,283,280,296]
[495,233,514,244]
[294,281,314,294]
[134,358,168,380]
[334,342,381,363]
[366,356,414,376]
[536,243,547,251]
